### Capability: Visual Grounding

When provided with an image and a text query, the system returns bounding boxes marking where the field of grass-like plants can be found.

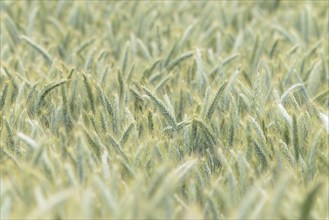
[0,1,328,219]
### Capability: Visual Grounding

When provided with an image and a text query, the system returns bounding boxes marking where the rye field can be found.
[0,1,328,219]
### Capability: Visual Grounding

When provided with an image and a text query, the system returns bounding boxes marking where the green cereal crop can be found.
[0,1,328,219]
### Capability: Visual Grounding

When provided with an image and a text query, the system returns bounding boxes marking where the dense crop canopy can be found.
[0,1,328,219]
